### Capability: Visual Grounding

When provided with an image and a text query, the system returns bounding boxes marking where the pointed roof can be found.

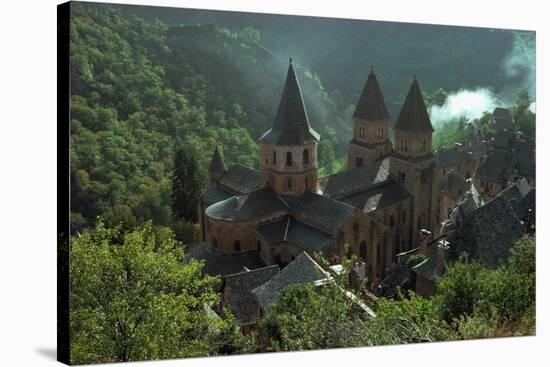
[394,78,434,133]
[260,59,320,145]
[353,67,390,121]
[208,146,226,174]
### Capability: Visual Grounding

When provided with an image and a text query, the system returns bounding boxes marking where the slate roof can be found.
[441,172,467,201]
[252,252,327,312]
[260,59,320,145]
[223,265,280,325]
[318,157,391,199]
[205,187,287,221]
[394,79,434,133]
[340,180,411,213]
[497,178,535,222]
[435,146,471,168]
[290,191,356,231]
[492,129,516,149]
[256,216,336,251]
[445,195,525,267]
[184,241,266,277]
[475,148,514,183]
[201,187,233,207]
[353,69,390,122]
[208,146,226,174]
[513,139,535,178]
[492,108,515,132]
[218,164,261,194]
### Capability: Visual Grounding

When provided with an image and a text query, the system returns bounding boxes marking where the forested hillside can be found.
[69,3,535,232]
[69,4,346,231]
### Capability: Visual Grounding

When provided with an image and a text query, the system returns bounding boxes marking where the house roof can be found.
[218,164,261,194]
[435,146,471,168]
[223,265,280,325]
[340,180,411,213]
[256,216,336,252]
[353,69,390,122]
[184,241,267,277]
[497,178,535,222]
[493,107,513,120]
[252,252,327,312]
[259,59,320,145]
[290,191,356,231]
[394,78,434,133]
[205,187,287,221]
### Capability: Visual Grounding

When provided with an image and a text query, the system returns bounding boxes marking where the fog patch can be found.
[429,88,500,126]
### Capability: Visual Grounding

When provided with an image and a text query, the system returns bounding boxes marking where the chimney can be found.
[436,240,450,276]
[419,229,433,256]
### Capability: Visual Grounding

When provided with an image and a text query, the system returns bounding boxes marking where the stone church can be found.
[198,59,440,280]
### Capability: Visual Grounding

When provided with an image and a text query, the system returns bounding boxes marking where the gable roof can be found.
[441,172,468,201]
[205,187,287,221]
[201,187,234,207]
[353,69,390,122]
[252,252,327,312]
[394,78,434,133]
[474,148,514,183]
[259,59,320,145]
[223,265,280,325]
[435,146,471,168]
[218,164,261,194]
[256,216,336,252]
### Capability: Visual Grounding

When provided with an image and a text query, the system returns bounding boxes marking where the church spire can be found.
[353,66,390,122]
[260,59,320,145]
[208,146,226,184]
[394,77,434,133]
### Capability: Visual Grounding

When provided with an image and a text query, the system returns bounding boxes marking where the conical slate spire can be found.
[208,146,226,174]
[353,67,390,121]
[394,78,434,133]
[260,59,320,145]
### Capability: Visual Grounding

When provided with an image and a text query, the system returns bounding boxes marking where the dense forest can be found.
[69,3,535,233]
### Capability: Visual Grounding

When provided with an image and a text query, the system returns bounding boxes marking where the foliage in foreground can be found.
[260,236,535,351]
[69,221,244,364]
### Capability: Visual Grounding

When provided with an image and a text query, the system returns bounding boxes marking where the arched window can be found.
[352,222,359,233]
[390,214,395,229]
[305,176,310,189]
[286,152,292,167]
[234,240,241,252]
[303,149,309,166]
[213,238,218,248]
[273,151,277,164]
[287,178,292,190]
[359,241,367,260]
[257,240,261,251]
[356,157,364,167]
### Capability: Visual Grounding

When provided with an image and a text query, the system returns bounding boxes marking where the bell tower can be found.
[259,58,320,196]
[347,67,393,169]
[390,77,435,246]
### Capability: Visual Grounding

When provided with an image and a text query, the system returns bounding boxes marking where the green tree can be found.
[171,149,200,223]
[70,220,243,364]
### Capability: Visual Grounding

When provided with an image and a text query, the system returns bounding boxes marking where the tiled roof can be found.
[260,59,320,145]
[474,148,514,183]
[340,180,411,213]
[290,191,355,231]
[252,252,327,312]
[201,187,233,207]
[441,172,467,201]
[205,187,287,221]
[218,164,261,194]
[223,265,280,325]
[435,146,471,168]
[493,107,513,120]
[184,241,266,277]
[353,70,390,122]
[318,157,391,199]
[256,216,336,251]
